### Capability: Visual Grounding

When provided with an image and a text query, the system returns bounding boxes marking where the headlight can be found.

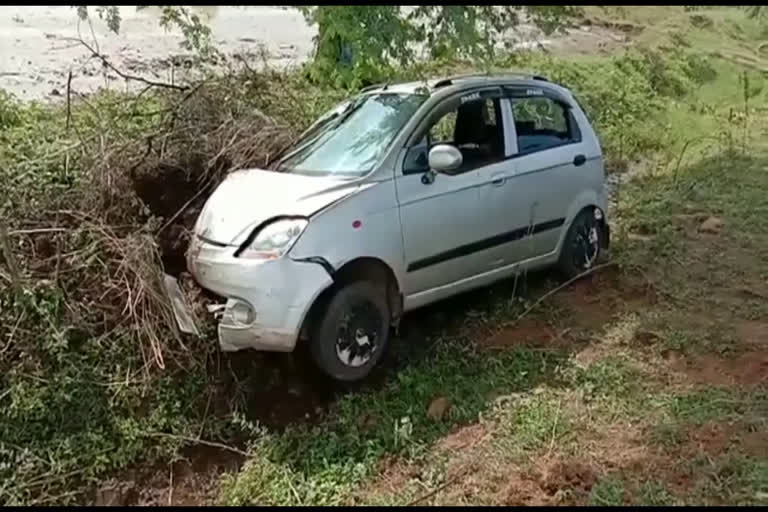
[236,218,308,260]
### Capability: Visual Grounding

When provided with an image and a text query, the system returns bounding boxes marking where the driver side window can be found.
[429,111,458,146]
[403,95,505,176]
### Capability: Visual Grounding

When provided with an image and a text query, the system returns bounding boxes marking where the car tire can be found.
[557,208,608,280]
[310,280,390,382]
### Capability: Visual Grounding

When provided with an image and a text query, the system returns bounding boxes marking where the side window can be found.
[403,96,505,175]
[429,111,457,145]
[511,97,581,155]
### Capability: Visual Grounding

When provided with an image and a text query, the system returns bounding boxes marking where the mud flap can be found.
[163,273,200,337]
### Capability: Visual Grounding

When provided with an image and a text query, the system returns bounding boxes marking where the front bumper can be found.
[185,237,333,352]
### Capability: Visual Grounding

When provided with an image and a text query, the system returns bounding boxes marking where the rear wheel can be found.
[557,208,607,280]
[309,281,390,382]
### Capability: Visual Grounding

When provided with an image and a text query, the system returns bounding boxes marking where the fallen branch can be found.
[407,473,463,506]
[508,262,618,326]
[8,227,69,236]
[70,37,188,92]
[142,432,250,458]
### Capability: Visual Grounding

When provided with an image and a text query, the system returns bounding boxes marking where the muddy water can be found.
[0,5,317,101]
[4,6,627,102]
[1,6,627,103]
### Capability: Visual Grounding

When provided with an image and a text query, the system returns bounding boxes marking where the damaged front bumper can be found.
[166,237,333,353]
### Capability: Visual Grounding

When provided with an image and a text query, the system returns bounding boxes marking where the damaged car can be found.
[175,73,611,382]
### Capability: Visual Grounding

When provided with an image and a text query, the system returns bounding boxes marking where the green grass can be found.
[590,476,626,506]
[219,343,564,505]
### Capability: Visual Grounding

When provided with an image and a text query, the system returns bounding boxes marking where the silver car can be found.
[184,73,610,382]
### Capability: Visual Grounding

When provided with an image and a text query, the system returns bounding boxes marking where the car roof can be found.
[361,72,574,98]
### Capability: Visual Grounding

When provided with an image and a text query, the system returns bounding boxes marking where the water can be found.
[0,6,621,102]
[0,5,317,101]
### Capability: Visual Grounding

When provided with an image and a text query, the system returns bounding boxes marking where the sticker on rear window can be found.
[526,89,543,96]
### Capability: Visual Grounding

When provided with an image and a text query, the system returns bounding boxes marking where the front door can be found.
[394,88,510,296]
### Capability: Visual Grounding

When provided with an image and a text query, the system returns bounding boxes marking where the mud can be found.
[101,444,247,506]
[670,350,768,389]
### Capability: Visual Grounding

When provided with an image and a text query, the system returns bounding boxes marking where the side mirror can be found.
[428,144,463,173]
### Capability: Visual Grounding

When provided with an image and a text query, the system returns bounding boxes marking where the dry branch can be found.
[70,37,189,91]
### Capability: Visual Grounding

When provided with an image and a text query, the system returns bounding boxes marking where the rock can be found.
[698,216,724,234]
[661,349,682,363]
[427,396,451,421]
[635,330,661,345]
[50,88,61,96]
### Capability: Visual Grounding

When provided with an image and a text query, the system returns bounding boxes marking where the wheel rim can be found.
[571,216,600,270]
[335,301,381,368]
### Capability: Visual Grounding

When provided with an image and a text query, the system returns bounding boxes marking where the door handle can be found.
[490,173,507,187]
[573,154,586,167]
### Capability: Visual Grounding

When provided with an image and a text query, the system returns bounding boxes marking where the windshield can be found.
[277,92,427,177]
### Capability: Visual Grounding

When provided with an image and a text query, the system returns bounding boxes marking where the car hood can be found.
[193,168,363,246]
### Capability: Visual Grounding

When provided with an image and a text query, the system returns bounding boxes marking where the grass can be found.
[2,4,768,507]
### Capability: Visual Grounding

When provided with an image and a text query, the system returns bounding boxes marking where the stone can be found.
[699,216,724,234]
[427,396,452,421]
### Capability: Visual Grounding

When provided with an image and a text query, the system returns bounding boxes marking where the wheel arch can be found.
[297,256,403,343]
[556,190,609,254]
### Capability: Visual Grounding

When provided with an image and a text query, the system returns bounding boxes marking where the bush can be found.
[0,67,337,504]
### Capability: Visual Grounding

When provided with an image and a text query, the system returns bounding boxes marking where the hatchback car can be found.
[181,73,610,382]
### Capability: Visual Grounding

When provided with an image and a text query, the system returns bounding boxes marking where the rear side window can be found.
[511,96,581,155]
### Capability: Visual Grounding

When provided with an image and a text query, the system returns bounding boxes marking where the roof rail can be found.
[433,72,550,89]
[360,82,387,93]
[433,72,492,89]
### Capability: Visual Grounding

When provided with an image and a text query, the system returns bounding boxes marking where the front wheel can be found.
[557,208,608,280]
[310,281,390,382]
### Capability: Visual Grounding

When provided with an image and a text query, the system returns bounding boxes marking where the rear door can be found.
[495,86,591,261]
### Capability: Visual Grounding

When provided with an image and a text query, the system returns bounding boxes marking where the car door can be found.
[394,87,509,296]
[473,96,534,271]
[488,87,590,263]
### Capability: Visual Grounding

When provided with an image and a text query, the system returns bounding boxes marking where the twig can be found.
[69,37,188,91]
[168,464,174,506]
[407,473,463,506]
[510,262,617,326]
[66,69,73,131]
[0,224,21,293]
[1,310,25,356]
[142,432,250,458]
[547,399,562,457]
[8,227,68,236]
